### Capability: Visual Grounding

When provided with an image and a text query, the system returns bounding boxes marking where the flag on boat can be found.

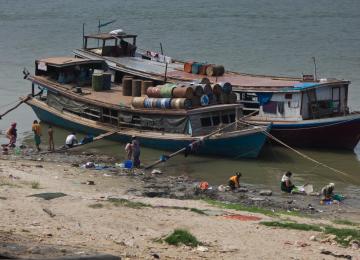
[99,19,116,28]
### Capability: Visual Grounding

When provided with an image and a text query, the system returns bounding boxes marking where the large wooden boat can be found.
[73,31,360,150]
[24,57,270,158]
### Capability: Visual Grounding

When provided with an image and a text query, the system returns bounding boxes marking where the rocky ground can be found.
[0,149,359,259]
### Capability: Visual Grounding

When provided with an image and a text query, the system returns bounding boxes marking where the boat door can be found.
[307,89,319,118]
[332,86,340,113]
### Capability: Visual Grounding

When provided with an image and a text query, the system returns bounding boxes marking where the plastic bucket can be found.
[124,160,133,169]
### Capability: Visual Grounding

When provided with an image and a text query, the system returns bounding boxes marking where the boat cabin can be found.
[234,79,350,121]
[83,32,138,58]
[30,57,243,137]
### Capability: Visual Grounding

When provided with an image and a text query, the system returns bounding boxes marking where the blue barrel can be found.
[191,62,203,74]
[200,94,209,106]
[219,82,232,94]
[144,98,156,108]
[156,98,172,109]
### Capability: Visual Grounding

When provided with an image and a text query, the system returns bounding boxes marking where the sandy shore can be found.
[0,155,359,259]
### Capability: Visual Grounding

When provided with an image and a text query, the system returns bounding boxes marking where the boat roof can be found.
[36,57,104,68]
[74,49,349,93]
[84,33,137,40]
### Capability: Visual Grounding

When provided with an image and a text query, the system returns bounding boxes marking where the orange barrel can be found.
[219,82,232,94]
[199,83,212,95]
[191,96,201,107]
[141,80,153,96]
[160,83,177,98]
[132,97,146,108]
[191,62,203,74]
[122,77,132,96]
[219,92,229,104]
[171,98,192,109]
[172,86,194,99]
[190,84,204,97]
[229,92,238,103]
[211,83,222,95]
[200,77,211,84]
[146,87,162,98]
[184,62,193,73]
[206,65,225,77]
[132,79,142,97]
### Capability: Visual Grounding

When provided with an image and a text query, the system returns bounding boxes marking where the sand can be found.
[0,158,359,259]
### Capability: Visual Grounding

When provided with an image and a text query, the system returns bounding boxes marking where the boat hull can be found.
[250,115,360,150]
[27,100,269,158]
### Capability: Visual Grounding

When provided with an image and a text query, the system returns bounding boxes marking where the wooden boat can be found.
[73,32,360,150]
[24,57,270,158]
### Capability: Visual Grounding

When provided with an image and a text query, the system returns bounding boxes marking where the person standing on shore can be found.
[125,141,133,160]
[6,122,17,148]
[48,125,54,151]
[321,182,335,201]
[132,136,140,167]
[228,172,241,190]
[280,171,295,193]
[32,120,41,151]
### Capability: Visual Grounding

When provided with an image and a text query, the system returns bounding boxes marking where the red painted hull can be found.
[270,117,360,150]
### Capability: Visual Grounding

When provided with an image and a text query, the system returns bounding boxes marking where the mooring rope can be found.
[238,118,352,178]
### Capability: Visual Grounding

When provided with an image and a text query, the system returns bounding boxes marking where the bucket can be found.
[171,98,192,109]
[191,62,203,74]
[122,77,132,96]
[132,97,146,108]
[206,65,225,76]
[172,86,194,99]
[124,160,133,169]
[200,94,209,106]
[219,82,232,94]
[141,80,153,96]
[184,62,193,73]
[132,79,142,97]
[102,72,112,90]
[92,73,103,92]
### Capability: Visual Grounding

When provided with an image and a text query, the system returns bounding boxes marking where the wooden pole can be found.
[0,96,30,120]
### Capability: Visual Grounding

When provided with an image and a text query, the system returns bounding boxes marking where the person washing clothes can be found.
[32,120,41,151]
[228,172,241,190]
[125,141,133,160]
[6,122,17,148]
[65,132,78,148]
[281,171,295,193]
[131,136,140,167]
[321,183,335,201]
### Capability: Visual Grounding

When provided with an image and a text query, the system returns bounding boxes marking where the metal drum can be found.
[191,96,201,107]
[190,84,204,97]
[200,83,212,95]
[191,62,203,74]
[102,72,112,90]
[92,73,103,92]
[200,94,209,106]
[141,80,153,96]
[172,86,194,99]
[219,82,232,94]
[156,98,172,109]
[211,83,222,95]
[146,87,162,98]
[229,92,238,103]
[206,65,225,76]
[200,77,211,84]
[160,84,176,98]
[132,79,142,97]
[184,62,193,73]
[132,97,146,108]
[144,98,156,108]
[171,98,192,109]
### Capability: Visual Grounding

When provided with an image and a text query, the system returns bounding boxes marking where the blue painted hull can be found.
[29,104,268,158]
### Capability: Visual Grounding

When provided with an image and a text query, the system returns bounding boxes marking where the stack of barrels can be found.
[131,78,237,110]
[183,62,225,77]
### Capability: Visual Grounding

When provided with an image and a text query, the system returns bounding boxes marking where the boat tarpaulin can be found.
[256,93,273,105]
[292,82,319,90]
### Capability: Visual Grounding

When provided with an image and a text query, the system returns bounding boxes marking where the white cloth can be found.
[65,134,77,145]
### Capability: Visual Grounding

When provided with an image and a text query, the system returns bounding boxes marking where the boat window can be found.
[212,116,220,126]
[221,114,229,124]
[200,117,212,127]
[285,93,292,99]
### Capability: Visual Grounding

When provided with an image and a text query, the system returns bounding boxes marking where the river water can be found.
[0,0,359,198]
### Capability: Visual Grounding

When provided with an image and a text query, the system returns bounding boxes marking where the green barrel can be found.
[92,73,103,92]
[160,84,176,98]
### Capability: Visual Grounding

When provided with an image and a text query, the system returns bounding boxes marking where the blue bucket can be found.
[124,160,133,169]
